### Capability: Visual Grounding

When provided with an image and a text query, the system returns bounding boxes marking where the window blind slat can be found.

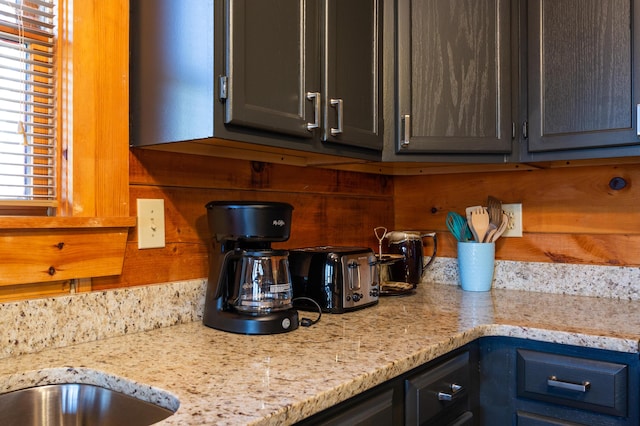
[0,0,57,208]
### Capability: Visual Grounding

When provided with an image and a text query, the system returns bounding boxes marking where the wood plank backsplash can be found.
[94,150,640,291]
[92,149,394,289]
[394,163,640,266]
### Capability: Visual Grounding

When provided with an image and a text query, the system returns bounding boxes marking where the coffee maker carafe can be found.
[203,201,299,334]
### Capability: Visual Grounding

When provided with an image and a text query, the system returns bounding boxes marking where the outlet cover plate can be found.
[502,203,523,237]
[137,199,165,249]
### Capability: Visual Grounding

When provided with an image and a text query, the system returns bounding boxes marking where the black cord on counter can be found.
[292,297,322,327]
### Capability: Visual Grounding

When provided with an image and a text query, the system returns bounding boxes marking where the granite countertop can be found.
[1,283,640,425]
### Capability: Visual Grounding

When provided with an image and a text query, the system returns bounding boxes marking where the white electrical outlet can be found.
[137,199,166,249]
[502,203,523,237]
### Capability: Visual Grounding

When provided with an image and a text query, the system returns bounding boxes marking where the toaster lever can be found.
[347,260,361,290]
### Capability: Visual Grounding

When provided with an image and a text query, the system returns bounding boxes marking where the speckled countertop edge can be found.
[1,280,639,425]
[2,258,639,361]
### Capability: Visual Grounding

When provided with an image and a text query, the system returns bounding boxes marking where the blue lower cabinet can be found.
[480,337,640,426]
[405,351,475,425]
[516,410,584,426]
[297,337,638,425]
[296,344,478,425]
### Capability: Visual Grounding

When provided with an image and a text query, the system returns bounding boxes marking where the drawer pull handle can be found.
[547,376,591,393]
[438,383,464,401]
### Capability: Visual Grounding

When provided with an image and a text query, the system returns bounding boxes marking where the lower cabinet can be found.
[297,338,639,426]
[480,337,640,426]
[405,351,475,425]
[295,343,478,425]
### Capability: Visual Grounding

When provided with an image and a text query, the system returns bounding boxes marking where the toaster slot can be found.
[347,260,361,290]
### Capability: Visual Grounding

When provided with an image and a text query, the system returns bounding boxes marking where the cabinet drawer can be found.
[516,410,583,426]
[517,349,628,416]
[405,351,471,425]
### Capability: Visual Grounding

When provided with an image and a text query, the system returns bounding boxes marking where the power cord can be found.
[292,297,322,327]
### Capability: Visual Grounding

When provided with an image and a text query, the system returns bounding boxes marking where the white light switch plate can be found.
[137,199,165,249]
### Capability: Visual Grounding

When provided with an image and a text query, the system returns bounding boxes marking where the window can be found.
[0,0,56,215]
[0,0,134,295]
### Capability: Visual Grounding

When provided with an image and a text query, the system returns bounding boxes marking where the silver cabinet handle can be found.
[401,114,411,147]
[437,383,464,401]
[637,104,640,136]
[547,376,591,393]
[306,92,320,131]
[330,98,343,136]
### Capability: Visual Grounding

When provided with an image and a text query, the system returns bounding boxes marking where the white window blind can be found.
[0,0,57,210]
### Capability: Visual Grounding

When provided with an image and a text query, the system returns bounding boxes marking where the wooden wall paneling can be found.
[437,232,640,266]
[130,149,393,196]
[394,164,640,266]
[95,152,394,289]
[0,281,74,302]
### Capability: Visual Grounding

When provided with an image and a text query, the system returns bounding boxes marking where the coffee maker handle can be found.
[211,250,242,300]
[421,232,438,271]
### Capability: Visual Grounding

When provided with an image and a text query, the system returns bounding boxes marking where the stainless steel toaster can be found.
[288,246,379,313]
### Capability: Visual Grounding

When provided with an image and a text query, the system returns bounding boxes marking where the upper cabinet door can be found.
[527,0,640,154]
[323,0,382,150]
[224,0,319,138]
[396,0,513,154]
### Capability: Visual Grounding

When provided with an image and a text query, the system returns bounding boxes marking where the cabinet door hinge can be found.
[522,121,528,139]
[219,75,228,101]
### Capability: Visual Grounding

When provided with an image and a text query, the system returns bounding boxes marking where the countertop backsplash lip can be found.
[429,257,640,300]
[0,258,638,359]
[0,279,206,360]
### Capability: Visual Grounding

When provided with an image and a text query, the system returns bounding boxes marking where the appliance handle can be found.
[420,232,438,272]
[213,250,243,300]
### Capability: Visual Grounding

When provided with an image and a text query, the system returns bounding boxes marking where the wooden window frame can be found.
[0,0,135,291]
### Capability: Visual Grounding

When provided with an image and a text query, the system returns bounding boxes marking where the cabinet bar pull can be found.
[401,114,411,148]
[547,376,591,393]
[219,76,228,100]
[437,383,464,401]
[330,98,343,136]
[306,92,321,131]
[637,104,640,137]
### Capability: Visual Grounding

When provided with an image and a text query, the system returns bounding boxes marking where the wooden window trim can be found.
[0,0,135,290]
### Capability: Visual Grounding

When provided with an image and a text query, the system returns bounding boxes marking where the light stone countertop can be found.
[1,282,639,425]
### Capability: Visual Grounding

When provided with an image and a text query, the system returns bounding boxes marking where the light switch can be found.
[137,199,165,249]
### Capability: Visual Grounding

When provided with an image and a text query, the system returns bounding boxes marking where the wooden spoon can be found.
[470,206,490,243]
[465,206,481,241]
[490,212,510,242]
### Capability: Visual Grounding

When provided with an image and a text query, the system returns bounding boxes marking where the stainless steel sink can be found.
[0,383,176,425]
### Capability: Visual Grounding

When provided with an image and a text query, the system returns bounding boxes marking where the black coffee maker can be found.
[203,201,299,334]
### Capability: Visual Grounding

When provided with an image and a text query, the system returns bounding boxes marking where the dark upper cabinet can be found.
[387,0,640,163]
[130,0,382,159]
[523,0,640,160]
[323,0,382,150]
[222,0,319,139]
[391,0,514,158]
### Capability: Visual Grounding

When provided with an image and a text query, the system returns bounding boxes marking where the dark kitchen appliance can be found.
[386,231,437,287]
[203,201,299,334]
[289,247,379,313]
